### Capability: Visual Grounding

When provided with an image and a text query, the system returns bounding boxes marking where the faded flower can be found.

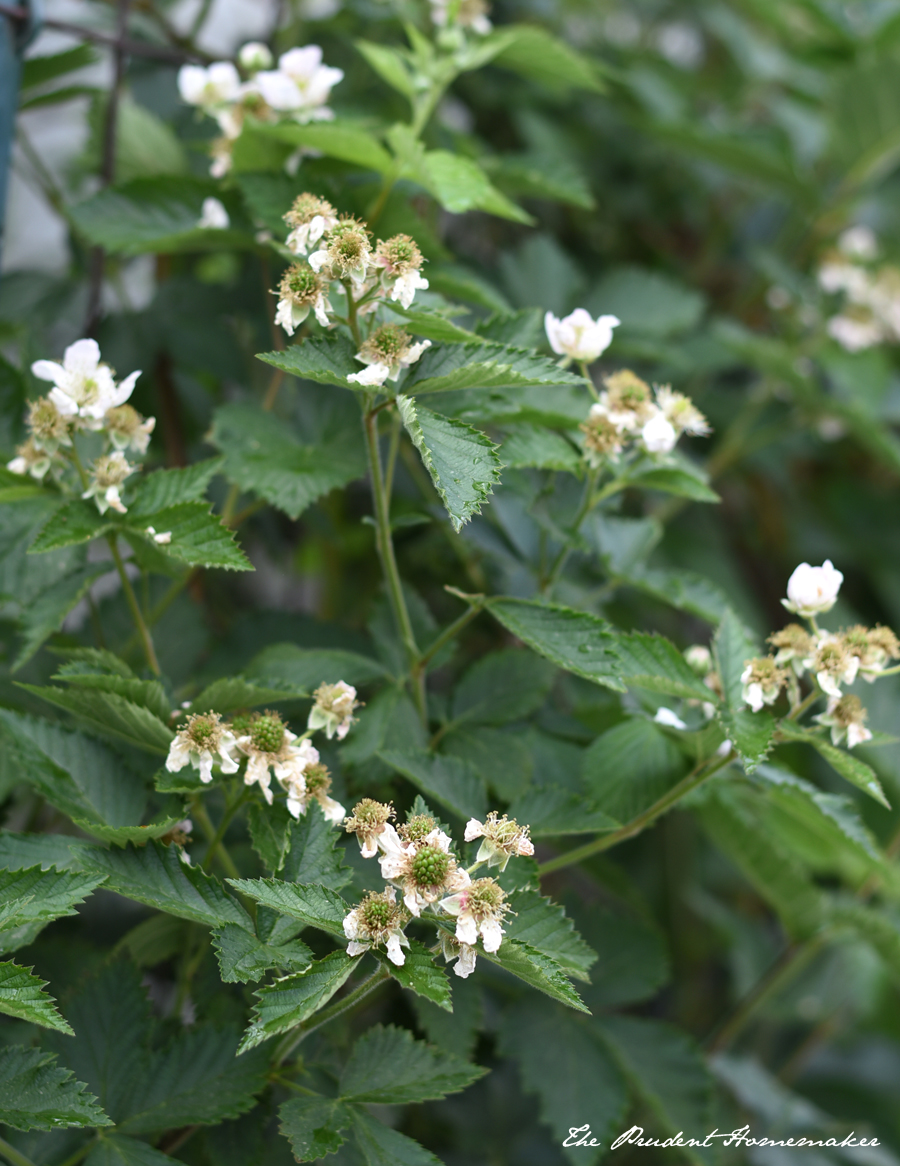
[344,798,395,858]
[812,636,858,699]
[104,404,156,455]
[379,825,469,917]
[274,263,332,334]
[768,624,815,675]
[815,694,872,749]
[286,760,345,823]
[347,326,431,388]
[373,235,429,309]
[166,712,239,784]
[740,657,787,713]
[235,711,318,806]
[308,679,359,739]
[465,812,533,871]
[437,929,477,978]
[440,876,509,953]
[7,438,52,480]
[284,192,339,256]
[27,397,72,453]
[343,886,410,965]
[82,451,137,515]
[309,217,372,286]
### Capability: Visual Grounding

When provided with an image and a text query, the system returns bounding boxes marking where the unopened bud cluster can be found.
[343,802,532,976]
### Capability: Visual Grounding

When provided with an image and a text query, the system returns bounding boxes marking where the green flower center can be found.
[251,715,284,754]
[411,845,450,887]
[362,899,392,929]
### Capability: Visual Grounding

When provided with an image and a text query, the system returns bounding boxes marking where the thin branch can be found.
[0,3,201,60]
[84,0,131,337]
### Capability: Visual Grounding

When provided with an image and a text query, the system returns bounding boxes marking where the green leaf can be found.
[403,341,583,395]
[778,723,891,808]
[622,464,720,503]
[339,1024,485,1104]
[417,150,532,224]
[278,1097,351,1163]
[500,424,581,471]
[350,1108,443,1166]
[623,566,733,624]
[379,748,487,819]
[828,900,900,982]
[477,935,589,1013]
[252,120,393,173]
[227,879,349,939]
[281,803,353,891]
[245,644,387,689]
[441,725,532,801]
[209,402,366,520]
[0,830,99,873]
[52,670,171,725]
[615,633,715,700]
[582,718,690,823]
[116,1027,268,1133]
[396,395,500,532]
[378,939,453,1011]
[69,176,250,255]
[256,334,360,389]
[356,39,415,98]
[507,785,619,835]
[0,1045,111,1131]
[504,891,596,982]
[84,841,252,929]
[490,24,604,92]
[0,711,144,827]
[587,265,705,337]
[29,499,113,552]
[84,1135,177,1166]
[498,999,628,1165]
[189,676,306,714]
[0,867,105,939]
[697,784,825,940]
[383,303,479,343]
[714,610,774,769]
[246,800,293,874]
[597,1015,713,1151]
[13,562,109,668]
[130,502,251,572]
[240,950,356,1052]
[211,922,313,984]
[0,961,73,1033]
[0,495,87,607]
[21,44,97,90]
[128,459,223,515]
[451,649,556,725]
[578,905,670,1009]
[18,685,174,753]
[484,597,625,692]
[714,608,758,709]
[486,152,595,210]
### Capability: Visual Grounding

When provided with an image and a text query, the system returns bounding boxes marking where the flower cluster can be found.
[7,339,153,517]
[816,226,900,352]
[163,681,357,816]
[343,804,529,975]
[178,44,343,178]
[736,560,900,748]
[580,370,710,466]
[273,198,431,346]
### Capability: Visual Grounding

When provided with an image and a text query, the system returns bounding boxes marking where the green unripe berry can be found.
[361,899,392,929]
[251,714,284,754]
[411,844,450,887]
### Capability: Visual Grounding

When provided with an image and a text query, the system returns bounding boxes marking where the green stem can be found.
[541,470,629,596]
[0,1137,40,1166]
[274,969,391,1066]
[538,751,734,876]
[578,360,599,401]
[786,686,821,722]
[418,601,484,670]
[705,937,826,1054]
[107,536,161,676]
[191,797,241,881]
[363,401,425,723]
[383,411,402,501]
[202,786,252,873]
